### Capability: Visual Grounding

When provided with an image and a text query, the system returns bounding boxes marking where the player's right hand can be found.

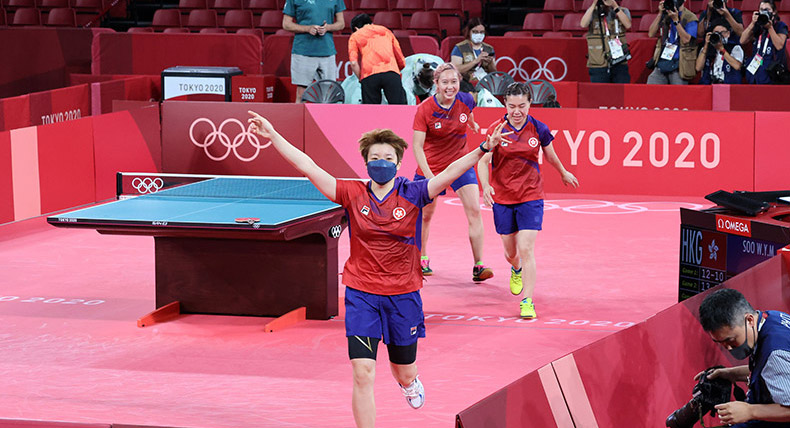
[247,111,276,140]
[694,367,726,382]
[482,185,495,207]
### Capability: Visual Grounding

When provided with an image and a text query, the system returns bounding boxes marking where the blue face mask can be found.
[366,159,398,185]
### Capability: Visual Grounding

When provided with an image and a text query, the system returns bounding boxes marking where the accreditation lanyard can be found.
[747,33,771,74]
[471,48,488,81]
[602,14,625,59]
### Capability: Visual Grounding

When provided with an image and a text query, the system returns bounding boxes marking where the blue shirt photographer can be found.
[699,44,744,84]
[744,20,789,84]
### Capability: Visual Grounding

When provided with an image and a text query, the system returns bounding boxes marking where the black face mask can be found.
[729,314,757,360]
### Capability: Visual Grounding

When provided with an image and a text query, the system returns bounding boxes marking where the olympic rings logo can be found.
[495,56,568,82]
[444,198,705,214]
[132,177,163,194]
[189,118,272,162]
[328,224,343,238]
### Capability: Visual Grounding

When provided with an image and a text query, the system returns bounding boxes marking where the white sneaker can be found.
[399,376,425,409]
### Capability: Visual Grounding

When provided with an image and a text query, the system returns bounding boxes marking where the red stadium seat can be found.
[45,6,75,25]
[163,26,189,32]
[258,9,281,33]
[128,26,155,31]
[358,0,389,14]
[407,10,440,38]
[152,8,181,30]
[433,0,461,35]
[432,0,462,14]
[625,31,649,42]
[186,8,218,28]
[373,10,402,28]
[542,30,573,36]
[199,26,226,32]
[620,0,652,14]
[236,26,264,42]
[560,12,585,35]
[6,0,34,10]
[11,7,40,24]
[462,0,480,17]
[245,0,277,12]
[391,28,415,35]
[522,12,554,33]
[780,13,790,23]
[638,12,657,32]
[0,8,6,24]
[38,0,68,11]
[778,2,790,12]
[179,0,207,9]
[341,8,355,32]
[274,27,290,34]
[740,0,760,12]
[503,30,533,36]
[222,8,252,28]
[543,0,575,13]
[72,0,101,13]
[212,0,241,12]
[393,0,424,15]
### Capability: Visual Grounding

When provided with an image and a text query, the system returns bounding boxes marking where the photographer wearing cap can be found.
[698,0,744,43]
[740,0,788,84]
[647,0,699,84]
[697,289,790,427]
[696,23,744,83]
[580,0,633,83]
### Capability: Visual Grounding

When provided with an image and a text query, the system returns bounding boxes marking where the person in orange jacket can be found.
[348,13,408,105]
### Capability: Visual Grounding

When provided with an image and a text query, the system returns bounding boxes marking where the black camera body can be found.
[663,0,677,11]
[712,0,724,9]
[756,9,773,27]
[665,367,733,428]
[709,31,722,45]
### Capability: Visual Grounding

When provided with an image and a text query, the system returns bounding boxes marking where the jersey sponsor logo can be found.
[528,137,539,148]
[434,122,441,129]
[410,326,417,335]
[361,205,370,215]
[459,113,468,123]
[393,207,406,220]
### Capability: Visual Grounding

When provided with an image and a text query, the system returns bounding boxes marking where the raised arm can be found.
[248,111,337,201]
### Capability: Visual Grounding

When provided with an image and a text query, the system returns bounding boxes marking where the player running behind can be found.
[476,83,579,319]
[248,110,504,428]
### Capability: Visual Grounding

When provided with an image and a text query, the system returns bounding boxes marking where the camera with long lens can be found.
[709,31,722,45]
[712,0,724,9]
[665,367,733,428]
[756,9,773,27]
[663,0,677,12]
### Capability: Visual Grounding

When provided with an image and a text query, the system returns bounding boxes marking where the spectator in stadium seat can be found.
[697,289,790,427]
[698,0,744,43]
[647,0,699,84]
[740,0,788,84]
[696,22,744,84]
[282,0,346,103]
[450,18,497,93]
[348,13,408,104]
[580,0,633,83]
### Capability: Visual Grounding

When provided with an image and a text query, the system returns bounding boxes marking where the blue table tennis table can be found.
[48,173,347,320]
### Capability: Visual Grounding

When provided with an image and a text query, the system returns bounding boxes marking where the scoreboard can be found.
[679,206,790,301]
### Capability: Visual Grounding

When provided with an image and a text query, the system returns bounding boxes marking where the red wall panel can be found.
[35,118,96,214]
[579,83,713,111]
[0,131,13,224]
[753,112,790,192]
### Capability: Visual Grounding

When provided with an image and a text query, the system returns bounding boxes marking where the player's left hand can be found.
[485,121,506,149]
[716,401,753,425]
[247,111,276,139]
[317,21,327,35]
[562,171,579,188]
[469,120,480,134]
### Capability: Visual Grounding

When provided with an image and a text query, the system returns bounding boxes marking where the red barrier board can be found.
[468,108,755,195]
[552,81,578,108]
[578,83,713,111]
[36,117,96,214]
[753,112,790,191]
[1,95,31,132]
[92,76,160,115]
[91,33,262,76]
[729,85,790,111]
[160,101,305,177]
[30,84,90,127]
[0,131,12,224]
[231,75,276,103]
[93,106,162,201]
[262,35,441,80]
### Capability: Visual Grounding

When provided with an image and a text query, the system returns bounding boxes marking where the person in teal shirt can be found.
[282,0,346,102]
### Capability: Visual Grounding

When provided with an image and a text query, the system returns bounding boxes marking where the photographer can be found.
[647,0,699,84]
[580,0,632,83]
[696,23,743,84]
[740,0,788,84]
[698,0,744,43]
[697,289,790,426]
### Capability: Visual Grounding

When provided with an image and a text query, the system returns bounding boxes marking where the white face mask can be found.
[471,33,485,44]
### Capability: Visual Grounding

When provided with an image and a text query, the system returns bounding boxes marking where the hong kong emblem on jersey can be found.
[393,207,406,220]
[459,113,468,123]
[528,137,539,148]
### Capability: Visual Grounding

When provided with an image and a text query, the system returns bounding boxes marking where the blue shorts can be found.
[344,287,426,346]
[414,167,477,196]
[493,200,544,234]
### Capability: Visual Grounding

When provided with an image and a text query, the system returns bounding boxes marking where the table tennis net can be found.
[117,173,330,201]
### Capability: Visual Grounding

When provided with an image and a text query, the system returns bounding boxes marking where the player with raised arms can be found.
[477,83,579,319]
[247,110,505,428]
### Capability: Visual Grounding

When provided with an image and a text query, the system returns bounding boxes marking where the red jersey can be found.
[333,177,432,295]
[486,115,554,204]
[412,92,476,176]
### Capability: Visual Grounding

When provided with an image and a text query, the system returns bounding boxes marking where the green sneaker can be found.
[509,267,523,295]
[421,257,433,276]
[520,298,536,319]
